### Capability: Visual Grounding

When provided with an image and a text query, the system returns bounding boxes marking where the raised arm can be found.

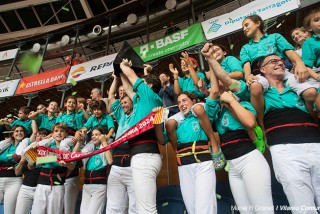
[108,74,118,105]
[120,59,139,86]
[220,91,256,130]
[181,52,199,86]
[169,63,182,95]
[201,43,241,92]
[28,107,46,120]
[207,67,219,100]
[30,120,38,143]
[120,72,135,100]
[143,64,153,75]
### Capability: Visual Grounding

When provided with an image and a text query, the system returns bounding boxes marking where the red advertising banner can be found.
[15,66,70,95]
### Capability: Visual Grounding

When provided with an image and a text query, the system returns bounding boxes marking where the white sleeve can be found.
[38,137,54,147]
[0,138,12,153]
[16,138,29,155]
[60,136,74,152]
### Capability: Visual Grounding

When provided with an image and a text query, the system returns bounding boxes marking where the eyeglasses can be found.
[261,59,284,67]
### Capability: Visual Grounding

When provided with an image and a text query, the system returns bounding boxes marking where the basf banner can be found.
[15,66,69,95]
[201,0,300,40]
[134,23,204,62]
[67,53,116,83]
[0,79,20,98]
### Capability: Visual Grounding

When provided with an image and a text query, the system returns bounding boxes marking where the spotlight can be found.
[92,25,103,36]
[127,13,139,25]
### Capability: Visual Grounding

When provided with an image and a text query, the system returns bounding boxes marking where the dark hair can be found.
[244,15,264,33]
[119,95,132,102]
[211,43,229,55]
[177,92,197,102]
[62,96,77,113]
[38,128,50,136]
[91,100,107,112]
[77,97,87,109]
[19,106,32,115]
[10,125,26,140]
[92,126,107,135]
[142,74,162,94]
[259,54,279,68]
[303,8,320,31]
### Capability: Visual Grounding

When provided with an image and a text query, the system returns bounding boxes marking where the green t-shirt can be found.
[240,33,294,66]
[302,34,320,68]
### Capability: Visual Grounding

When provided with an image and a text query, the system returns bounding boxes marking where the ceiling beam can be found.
[0,0,61,12]
[79,0,94,18]
[0,19,85,44]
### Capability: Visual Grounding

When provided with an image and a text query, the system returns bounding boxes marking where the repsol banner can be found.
[201,0,300,40]
[66,53,116,83]
[15,66,69,95]
[0,79,20,98]
[133,23,204,62]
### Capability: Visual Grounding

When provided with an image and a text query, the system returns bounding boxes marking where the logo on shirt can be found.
[192,122,199,132]
[222,115,229,126]
[266,44,274,54]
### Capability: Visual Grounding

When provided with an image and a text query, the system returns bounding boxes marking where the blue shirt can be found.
[302,34,320,68]
[176,99,216,144]
[37,114,56,131]
[84,114,115,131]
[56,112,79,131]
[209,99,256,135]
[10,119,32,136]
[0,142,19,165]
[240,33,294,66]
[264,86,307,114]
[178,72,206,98]
[128,78,163,127]
[111,100,133,139]
[221,56,244,73]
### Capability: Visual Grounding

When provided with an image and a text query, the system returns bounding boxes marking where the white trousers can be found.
[228,149,274,214]
[0,177,22,214]
[131,153,162,214]
[178,161,217,214]
[64,175,80,214]
[15,185,36,214]
[31,184,64,214]
[270,143,320,214]
[80,184,106,214]
[106,165,136,214]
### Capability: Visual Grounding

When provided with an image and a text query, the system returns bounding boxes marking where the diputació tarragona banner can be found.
[133,23,204,62]
[201,0,300,40]
[15,66,70,95]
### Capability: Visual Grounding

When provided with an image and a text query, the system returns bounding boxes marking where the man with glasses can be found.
[260,54,320,213]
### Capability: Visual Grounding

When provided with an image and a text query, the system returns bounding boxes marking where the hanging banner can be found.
[201,0,300,40]
[0,79,20,98]
[66,53,116,83]
[25,110,164,163]
[133,23,204,62]
[15,66,70,95]
[0,48,18,61]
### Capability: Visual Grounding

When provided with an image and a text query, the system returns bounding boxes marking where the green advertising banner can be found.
[134,23,204,62]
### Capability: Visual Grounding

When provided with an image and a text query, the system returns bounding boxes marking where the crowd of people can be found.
[0,9,319,214]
